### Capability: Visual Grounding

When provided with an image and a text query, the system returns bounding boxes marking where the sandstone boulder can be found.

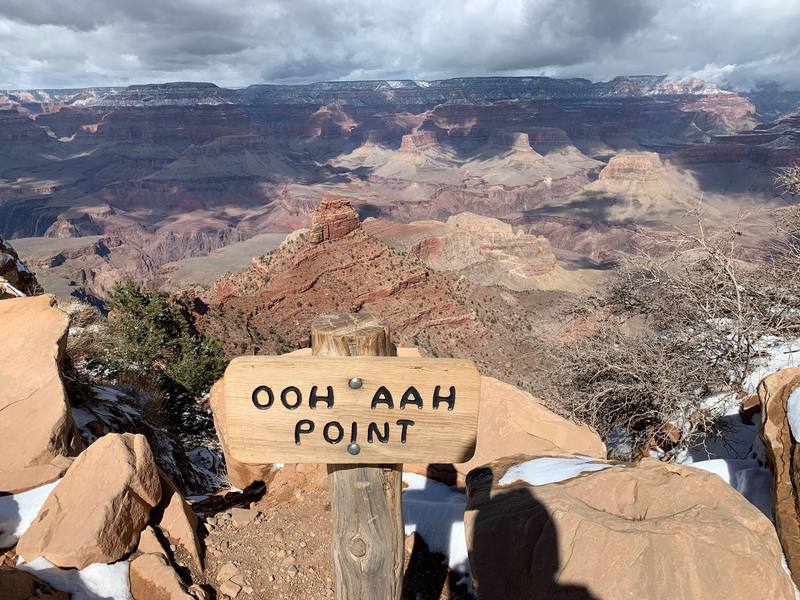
[0,566,69,600]
[465,456,795,599]
[758,367,800,587]
[137,526,166,558]
[130,553,194,600]
[0,295,79,494]
[0,457,73,496]
[410,377,606,486]
[17,433,162,569]
[155,474,202,568]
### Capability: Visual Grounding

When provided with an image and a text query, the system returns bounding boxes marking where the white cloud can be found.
[0,0,797,90]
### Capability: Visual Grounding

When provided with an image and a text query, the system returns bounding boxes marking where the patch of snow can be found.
[690,459,773,518]
[19,556,132,600]
[93,385,131,403]
[498,456,616,487]
[742,338,800,394]
[0,280,26,297]
[402,473,469,573]
[787,388,800,442]
[678,337,800,520]
[0,480,59,548]
[681,407,760,463]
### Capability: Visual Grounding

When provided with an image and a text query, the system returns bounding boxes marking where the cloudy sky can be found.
[0,0,798,90]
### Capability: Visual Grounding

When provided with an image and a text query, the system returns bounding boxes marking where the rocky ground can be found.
[191,198,574,393]
[196,489,467,600]
[5,219,800,599]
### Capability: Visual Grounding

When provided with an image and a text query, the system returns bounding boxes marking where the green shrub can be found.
[103,281,225,441]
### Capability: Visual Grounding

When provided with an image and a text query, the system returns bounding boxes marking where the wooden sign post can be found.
[221,313,481,599]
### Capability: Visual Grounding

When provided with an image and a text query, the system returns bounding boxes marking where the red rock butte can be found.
[399,130,439,153]
[308,197,360,244]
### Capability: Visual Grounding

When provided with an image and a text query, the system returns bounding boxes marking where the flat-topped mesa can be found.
[598,152,665,182]
[399,130,439,153]
[309,197,361,244]
[447,212,514,237]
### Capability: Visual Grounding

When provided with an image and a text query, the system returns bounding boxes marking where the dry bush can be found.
[538,205,800,459]
[776,164,800,197]
[538,315,719,457]
[61,300,109,364]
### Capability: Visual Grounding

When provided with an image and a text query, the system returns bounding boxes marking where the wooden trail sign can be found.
[222,355,481,464]
[220,312,481,600]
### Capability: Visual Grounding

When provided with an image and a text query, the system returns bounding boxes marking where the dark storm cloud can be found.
[0,0,798,90]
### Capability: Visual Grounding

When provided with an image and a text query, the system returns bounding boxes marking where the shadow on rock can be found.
[466,466,596,600]
[402,464,469,599]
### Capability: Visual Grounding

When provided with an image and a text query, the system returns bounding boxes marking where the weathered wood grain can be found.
[222,355,481,464]
[316,312,403,600]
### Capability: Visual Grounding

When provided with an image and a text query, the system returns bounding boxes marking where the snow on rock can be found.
[743,338,800,394]
[401,458,620,574]
[690,459,774,518]
[402,473,469,572]
[74,384,222,494]
[19,556,132,600]
[683,391,760,462]
[0,479,59,548]
[787,388,800,442]
[498,455,616,486]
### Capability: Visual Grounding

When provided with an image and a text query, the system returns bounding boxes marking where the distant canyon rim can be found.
[1,75,799,301]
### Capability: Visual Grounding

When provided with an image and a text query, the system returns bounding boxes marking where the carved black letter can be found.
[323,421,345,444]
[294,419,314,445]
[252,386,274,410]
[371,386,394,409]
[310,385,334,409]
[281,386,302,410]
[396,419,415,443]
[367,422,390,444]
[433,385,456,411]
[400,386,423,410]
[350,421,358,444]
